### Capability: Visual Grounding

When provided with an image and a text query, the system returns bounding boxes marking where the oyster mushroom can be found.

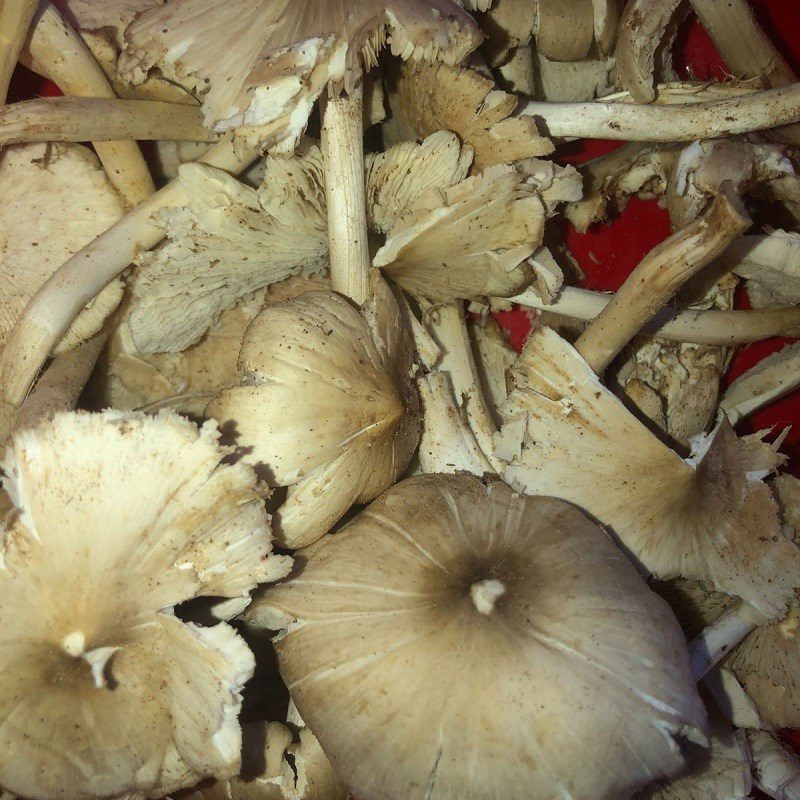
[0,142,125,357]
[0,410,292,800]
[747,730,800,800]
[206,279,421,548]
[248,474,707,800]
[0,0,39,104]
[496,325,800,619]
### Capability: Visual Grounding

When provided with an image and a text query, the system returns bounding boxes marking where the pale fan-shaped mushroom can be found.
[127,158,328,354]
[207,279,421,548]
[248,474,707,800]
[383,60,553,170]
[496,326,800,619]
[0,411,292,800]
[176,720,346,800]
[0,143,125,356]
[635,711,751,800]
[120,0,481,151]
[374,159,580,300]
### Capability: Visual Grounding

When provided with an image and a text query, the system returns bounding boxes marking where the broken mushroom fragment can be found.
[497,326,800,618]
[249,474,707,800]
[747,730,800,800]
[0,142,125,356]
[207,280,421,548]
[0,411,291,800]
[128,158,328,353]
[383,60,553,170]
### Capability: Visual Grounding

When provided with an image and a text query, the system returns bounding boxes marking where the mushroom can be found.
[176,718,346,800]
[382,60,553,170]
[247,473,707,800]
[0,142,125,357]
[126,157,328,353]
[206,278,421,548]
[773,473,800,544]
[0,0,39,104]
[634,710,751,800]
[0,410,292,800]
[747,730,800,800]
[496,325,800,620]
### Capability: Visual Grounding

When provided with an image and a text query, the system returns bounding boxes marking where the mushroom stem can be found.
[719,341,800,425]
[0,97,213,146]
[703,667,763,729]
[574,187,751,373]
[321,86,371,306]
[417,373,496,476]
[517,83,800,141]
[0,139,259,407]
[470,578,506,614]
[25,2,155,205]
[0,0,38,104]
[429,304,501,470]
[513,286,800,345]
[688,601,765,681]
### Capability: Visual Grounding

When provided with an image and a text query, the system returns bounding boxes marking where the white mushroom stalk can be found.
[0,96,212,146]
[720,341,800,425]
[514,286,800,345]
[249,474,708,800]
[516,83,800,141]
[25,2,155,205]
[0,411,291,800]
[0,0,39,103]
[0,138,260,408]
[573,187,751,374]
[747,730,800,800]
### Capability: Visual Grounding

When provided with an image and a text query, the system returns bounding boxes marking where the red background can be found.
[7,0,800,759]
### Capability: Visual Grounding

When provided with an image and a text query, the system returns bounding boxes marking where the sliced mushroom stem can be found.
[574,187,751,373]
[321,86,371,306]
[417,372,495,476]
[0,139,260,407]
[25,2,155,205]
[515,285,800,344]
[0,0,38,103]
[688,601,765,681]
[0,97,213,146]
[428,303,501,470]
[498,46,536,95]
[517,83,800,141]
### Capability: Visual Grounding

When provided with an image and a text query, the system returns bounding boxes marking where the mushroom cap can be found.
[374,159,580,300]
[0,143,125,356]
[635,711,751,800]
[383,60,553,170]
[248,474,707,800]
[0,411,291,800]
[497,326,800,619]
[128,160,329,353]
[206,279,421,548]
[121,0,482,150]
[53,0,163,46]
[773,473,800,544]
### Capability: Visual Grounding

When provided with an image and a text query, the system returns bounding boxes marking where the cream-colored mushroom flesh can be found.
[0,411,291,800]
[249,474,707,800]
[121,0,482,149]
[0,143,125,356]
[497,327,800,619]
[207,280,421,548]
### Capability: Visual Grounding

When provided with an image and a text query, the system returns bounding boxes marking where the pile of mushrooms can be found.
[2,1,800,799]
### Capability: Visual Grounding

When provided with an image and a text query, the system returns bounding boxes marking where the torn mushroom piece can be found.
[206,279,421,548]
[496,326,800,619]
[121,0,482,152]
[0,411,291,800]
[176,719,346,800]
[747,730,800,800]
[248,474,707,800]
[127,156,328,354]
[382,60,554,170]
[0,142,125,356]
[634,709,751,800]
